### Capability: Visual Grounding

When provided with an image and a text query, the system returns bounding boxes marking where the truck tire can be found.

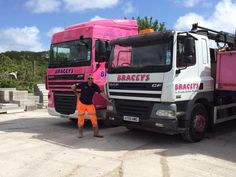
[181,103,208,142]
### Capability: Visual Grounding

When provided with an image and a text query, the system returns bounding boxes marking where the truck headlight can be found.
[156,110,175,117]
[107,104,114,112]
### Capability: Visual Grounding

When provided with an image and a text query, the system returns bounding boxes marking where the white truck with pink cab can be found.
[105,24,236,142]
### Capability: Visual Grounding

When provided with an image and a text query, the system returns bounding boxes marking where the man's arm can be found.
[71,84,81,98]
[100,91,111,103]
[94,83,111,103]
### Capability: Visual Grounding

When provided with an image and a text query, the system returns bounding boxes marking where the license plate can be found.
[123,115,139,122]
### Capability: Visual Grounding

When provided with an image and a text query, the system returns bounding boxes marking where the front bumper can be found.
[106,100,188,135]
[48,107,107,120]
[107,112,185,135]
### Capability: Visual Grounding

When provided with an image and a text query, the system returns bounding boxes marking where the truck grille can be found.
[115,100,154,118]
[109,82,162,91]
[108,82,162,100]
[48,74,84,80]
[48,74,83,90]
[54,92,77,115]
[48,82,80,90]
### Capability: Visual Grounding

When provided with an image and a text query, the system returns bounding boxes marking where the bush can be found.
[0,51,48,92]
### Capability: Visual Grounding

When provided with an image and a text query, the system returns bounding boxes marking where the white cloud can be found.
[62,0,119,12]
[0,26,45,52]
[90,15,106,21]
[46,27,64,37]
[174,0,236,33]
[25,0,61,13]
[122,1,134,15]
[174,13,205,30]
[26,0,119,13]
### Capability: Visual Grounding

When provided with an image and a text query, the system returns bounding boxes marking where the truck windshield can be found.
[108,39,173,73]
[49,39,92,68]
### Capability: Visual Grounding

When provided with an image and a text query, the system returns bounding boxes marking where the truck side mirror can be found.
[95,40,106,62]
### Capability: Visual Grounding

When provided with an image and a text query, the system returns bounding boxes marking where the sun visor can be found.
[110,30,174,47]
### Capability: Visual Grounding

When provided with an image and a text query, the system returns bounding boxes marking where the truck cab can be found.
[106,27,236,142]
[47,20,138,120]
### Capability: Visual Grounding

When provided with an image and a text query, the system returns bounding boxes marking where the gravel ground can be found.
[0,109,236,177]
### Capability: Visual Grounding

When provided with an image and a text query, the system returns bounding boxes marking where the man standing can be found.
[71,74,110,138]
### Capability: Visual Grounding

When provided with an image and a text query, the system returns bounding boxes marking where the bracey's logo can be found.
[175,83,200,93]
[117,74,150,81]
[55,68,73,74]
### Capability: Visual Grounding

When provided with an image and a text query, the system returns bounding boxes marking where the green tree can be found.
[0,51,48,92]
[125,16,166,32]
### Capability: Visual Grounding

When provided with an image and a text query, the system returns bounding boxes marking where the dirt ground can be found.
[0,109,236,177]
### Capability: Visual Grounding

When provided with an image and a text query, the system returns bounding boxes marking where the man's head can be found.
[87,74,94,85]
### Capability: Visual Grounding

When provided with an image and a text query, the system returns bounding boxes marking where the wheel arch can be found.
[185,91,214,121]
[185,92,214,131]
[195,98,212,116]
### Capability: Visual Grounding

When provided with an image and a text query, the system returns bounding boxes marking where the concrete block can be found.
[0,103,19,109]
[0,88,16,92]
[12,100,36,108]
[28,95,40,104]
[25,105,37,111]
[0,109,7,114]
[41,95,48,101]
[0,88,16,102]
[6,108,25,114]
[34,84,48,104]
[37,103,48,109]
[10,91,28,101]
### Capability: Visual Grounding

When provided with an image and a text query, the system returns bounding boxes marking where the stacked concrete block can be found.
[34,84,48,109]
[0,103,24,113]
[0,88,16,103]
[0,88,25,113]
[26,93,40,111]
[0,84,48,113]
[9,90,37,111]
[12,100,36,111]
[28,93,40,104]
[10,90,28,102]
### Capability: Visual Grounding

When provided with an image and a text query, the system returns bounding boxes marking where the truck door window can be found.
[110,45,131,67]
[177,36,196,67]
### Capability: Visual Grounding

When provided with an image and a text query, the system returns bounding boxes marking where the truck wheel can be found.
[181,103,208,142]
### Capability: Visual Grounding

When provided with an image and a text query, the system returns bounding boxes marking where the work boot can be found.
[78,126,83,138]
[93,126,103,138]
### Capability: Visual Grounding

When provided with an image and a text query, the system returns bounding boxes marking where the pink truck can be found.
[46,19,138,121]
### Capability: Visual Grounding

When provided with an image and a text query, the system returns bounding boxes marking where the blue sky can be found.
[0,0,236,52]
